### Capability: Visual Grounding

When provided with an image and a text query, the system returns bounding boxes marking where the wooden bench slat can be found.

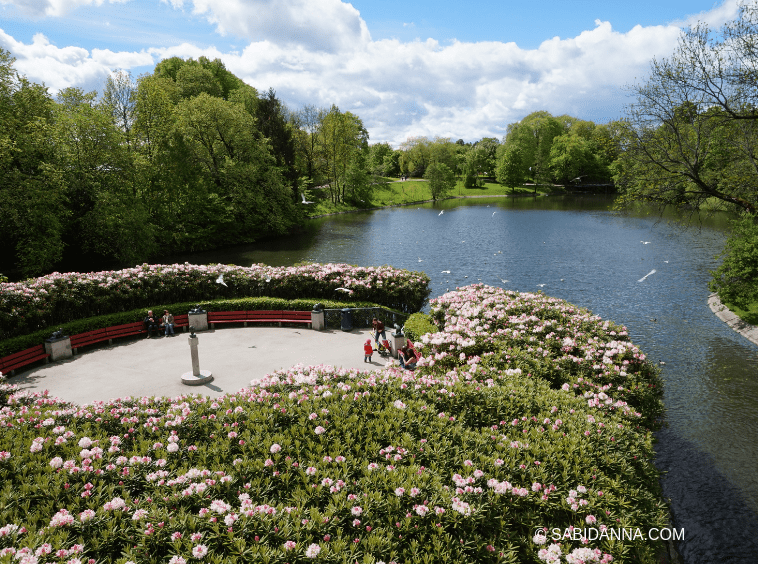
[0,345,50,374]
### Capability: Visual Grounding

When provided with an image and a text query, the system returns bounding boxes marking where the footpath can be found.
[6,327,388,405]
[708,293,758,347]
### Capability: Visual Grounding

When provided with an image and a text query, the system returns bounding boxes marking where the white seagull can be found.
[215,274,227,287]
[537,284,546,287]
[638,269,657,282]
[441,270,451,274]
[438,210,444,216]
[641,241,651,244]
[335,287,353,293]
[301,193,314,204]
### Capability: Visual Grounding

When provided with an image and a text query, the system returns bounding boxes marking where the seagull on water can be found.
[638,269,657,282]
[418,257,423,262]
[500,279,509,283]
[641,241,651,244]
[441,270,451,274]
[537,284,546,287]
[301,193,314,204]
[215,274,227,287]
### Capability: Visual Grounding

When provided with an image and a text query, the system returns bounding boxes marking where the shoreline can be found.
[305,190,557,219]
[707,293,758,347]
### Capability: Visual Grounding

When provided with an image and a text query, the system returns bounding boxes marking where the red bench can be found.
[70,328,110,353]
[0,345,50,376]
[207,310,311,328]
[71,314,190,353]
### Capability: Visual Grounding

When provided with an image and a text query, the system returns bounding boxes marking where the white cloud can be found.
[0,28,153,92]
[0,0,128,18]
[181,0,371,53]
[2,0,722,145]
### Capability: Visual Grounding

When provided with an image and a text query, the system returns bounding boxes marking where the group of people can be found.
[362,317,418,369]
[144,310,176,338]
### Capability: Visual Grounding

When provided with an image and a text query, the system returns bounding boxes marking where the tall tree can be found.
[617,3,758,215]
[0,49,65,276]
[424,162,455,200]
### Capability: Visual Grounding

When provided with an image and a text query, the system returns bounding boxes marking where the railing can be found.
[322,307,409,331]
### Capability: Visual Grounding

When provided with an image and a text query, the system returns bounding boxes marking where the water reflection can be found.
[170,195,758,563]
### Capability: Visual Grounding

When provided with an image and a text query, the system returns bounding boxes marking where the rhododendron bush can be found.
[0,285,668,563]
[0,263,431,340]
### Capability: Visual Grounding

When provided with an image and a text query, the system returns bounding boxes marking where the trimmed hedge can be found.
[0,298,399,358]
[0,263,431,340]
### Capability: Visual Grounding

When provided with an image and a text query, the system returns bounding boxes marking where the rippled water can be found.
[170,195,758,563]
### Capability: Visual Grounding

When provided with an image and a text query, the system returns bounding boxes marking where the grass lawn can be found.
[723,298,758,326]
[306,179,556,217]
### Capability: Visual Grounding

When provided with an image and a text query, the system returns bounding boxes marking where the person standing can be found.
[162,310,175,336]
[364,339,374,363]
[372,317,386,345]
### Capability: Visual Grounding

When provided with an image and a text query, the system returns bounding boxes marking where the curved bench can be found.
[71,314,189,354]
[208,310,312,328]
[0,345,50,377]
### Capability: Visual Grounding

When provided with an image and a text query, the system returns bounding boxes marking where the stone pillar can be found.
[181,328,213,386]
[311,304,325,331]
[391,325,405,359]
[188,306,208,332]
[45,333,72,362]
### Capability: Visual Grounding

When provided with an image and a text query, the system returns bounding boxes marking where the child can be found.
[364,339,374,363]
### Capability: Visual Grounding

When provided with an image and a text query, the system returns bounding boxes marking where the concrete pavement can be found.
[708,293,758,347]
[6,327,391,405]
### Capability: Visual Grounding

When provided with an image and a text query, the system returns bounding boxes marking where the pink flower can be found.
[283,541,296,551]
[351,506,363,516]
[270,443,281,453]
[314,426,326,435]
[192,544,208,558]
[305,544,321,558]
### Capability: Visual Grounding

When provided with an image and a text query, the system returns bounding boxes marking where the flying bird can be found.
[638,269,657,282]
[438,210,444,216]
[641,241,651,244]
[441,270,451,274]
[301,193,314,204]
[500,279,509,283]
[335,287,353,293]
[492,211,497,217]
[215,274,227,287]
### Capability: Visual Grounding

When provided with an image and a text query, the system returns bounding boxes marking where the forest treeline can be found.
[0,46,625,278]
[3,0,758,285]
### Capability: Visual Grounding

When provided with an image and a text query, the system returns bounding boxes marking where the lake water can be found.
[170,195,758,563]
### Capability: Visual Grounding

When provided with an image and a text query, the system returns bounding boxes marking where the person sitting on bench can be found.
[144,310,162,338]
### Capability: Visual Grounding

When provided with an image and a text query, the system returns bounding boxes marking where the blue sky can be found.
[0,0,742,145]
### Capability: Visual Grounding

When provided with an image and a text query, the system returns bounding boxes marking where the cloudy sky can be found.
[0,0,743,145]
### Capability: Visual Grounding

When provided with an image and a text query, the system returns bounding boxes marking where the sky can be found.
[0,0,745,146]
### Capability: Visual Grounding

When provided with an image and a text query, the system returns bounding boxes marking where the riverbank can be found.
[306,189,556,219]
[707,293,758,347]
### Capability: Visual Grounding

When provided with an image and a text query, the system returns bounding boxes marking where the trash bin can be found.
[340,308,353,332]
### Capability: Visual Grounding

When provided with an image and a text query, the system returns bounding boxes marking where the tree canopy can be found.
[614,3,758,216]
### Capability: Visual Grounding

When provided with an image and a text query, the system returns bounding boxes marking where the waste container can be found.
[340,308,353,332]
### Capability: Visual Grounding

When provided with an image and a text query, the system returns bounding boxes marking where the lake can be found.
[169,194,758,563]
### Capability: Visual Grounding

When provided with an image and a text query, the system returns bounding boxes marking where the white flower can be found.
[305,543,321,558]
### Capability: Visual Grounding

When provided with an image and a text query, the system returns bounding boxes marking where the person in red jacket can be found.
[364,339,374,363]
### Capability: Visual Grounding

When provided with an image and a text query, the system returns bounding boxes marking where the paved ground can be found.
[6,327,393,405]
[708,293,758,347]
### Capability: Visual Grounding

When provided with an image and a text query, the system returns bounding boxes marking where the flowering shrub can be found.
[0,263,431,340]
[0,285,667,563]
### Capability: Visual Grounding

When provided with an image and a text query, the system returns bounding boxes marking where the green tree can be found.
[424,162,455,200]
[618,4,758,215]
[315,105,369,203]
[0,49,66,276]
[709,216,758,309]
[172,93,299,242]
[496,145,525,188]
